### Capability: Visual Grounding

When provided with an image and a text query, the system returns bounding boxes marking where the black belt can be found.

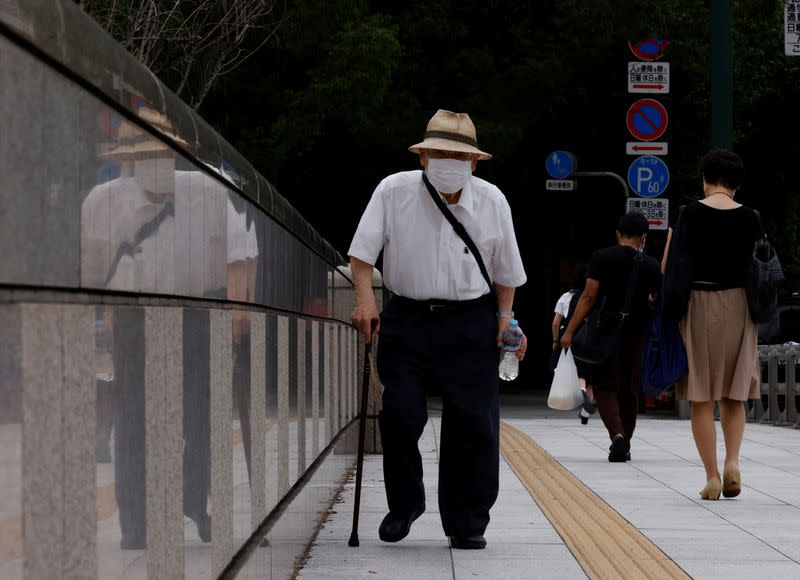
[690,281,741,291]
[389,293,494,313]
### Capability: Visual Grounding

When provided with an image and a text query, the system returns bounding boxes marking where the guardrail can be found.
[748,345,800,428]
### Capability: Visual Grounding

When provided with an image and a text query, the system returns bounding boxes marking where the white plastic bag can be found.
[547,349,584,411]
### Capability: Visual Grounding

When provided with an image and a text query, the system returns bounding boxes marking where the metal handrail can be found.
[750,344,800,428]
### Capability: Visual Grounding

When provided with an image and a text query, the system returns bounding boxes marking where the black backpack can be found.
[558,290,582,338]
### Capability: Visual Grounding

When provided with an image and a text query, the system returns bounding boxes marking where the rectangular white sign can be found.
[626,142,669,156]
[546,179,576,191]
[628,62,670,93]
[787,1,800,55]
[626,198,669,230]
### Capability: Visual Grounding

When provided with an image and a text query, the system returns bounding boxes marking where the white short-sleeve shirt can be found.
[348,170,526,301]
[226,198,259,263]
[554,291,575,317]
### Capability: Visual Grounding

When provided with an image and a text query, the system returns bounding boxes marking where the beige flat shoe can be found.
[700,477,722,500]
[723,463,741,498]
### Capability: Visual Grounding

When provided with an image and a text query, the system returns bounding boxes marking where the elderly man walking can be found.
[349,109,527,550]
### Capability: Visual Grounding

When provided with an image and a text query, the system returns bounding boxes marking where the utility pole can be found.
[711,0,733,149]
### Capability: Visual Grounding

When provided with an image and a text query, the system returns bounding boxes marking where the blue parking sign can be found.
[627,156,669,197]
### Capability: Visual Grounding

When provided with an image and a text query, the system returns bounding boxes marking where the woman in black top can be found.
[663,150,762,501]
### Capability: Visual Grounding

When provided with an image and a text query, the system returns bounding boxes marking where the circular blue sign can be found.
[626,99,668,141]
[545,151,576,179]
[627,156,669,198]
[629,36,670,61]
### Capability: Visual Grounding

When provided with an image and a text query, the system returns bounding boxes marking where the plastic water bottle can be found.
[499,319,523,381]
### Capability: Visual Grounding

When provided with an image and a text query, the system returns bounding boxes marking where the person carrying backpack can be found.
[551,264,596,424]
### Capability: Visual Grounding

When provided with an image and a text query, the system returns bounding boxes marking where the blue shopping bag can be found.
[641,313,688,397]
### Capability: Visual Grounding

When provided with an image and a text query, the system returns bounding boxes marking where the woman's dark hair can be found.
[570,263,587,291]
[698,149,745,190]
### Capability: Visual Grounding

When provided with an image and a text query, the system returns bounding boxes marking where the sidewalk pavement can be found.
[297,406,800,579]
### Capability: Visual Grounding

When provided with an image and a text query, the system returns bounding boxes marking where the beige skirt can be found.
[677,288,760,402]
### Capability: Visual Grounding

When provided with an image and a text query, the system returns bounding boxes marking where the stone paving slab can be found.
[513,414,800,579]
[298,410,800,579]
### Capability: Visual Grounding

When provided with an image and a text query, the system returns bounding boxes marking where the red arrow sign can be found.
[648,220,664,226]
[626,142,668,155]
[632,83,665,90]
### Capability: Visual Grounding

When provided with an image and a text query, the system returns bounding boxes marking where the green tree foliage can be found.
[201,0,799,329]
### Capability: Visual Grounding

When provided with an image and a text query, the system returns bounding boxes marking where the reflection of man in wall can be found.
[81,109,224,549]
[227,194,259,481]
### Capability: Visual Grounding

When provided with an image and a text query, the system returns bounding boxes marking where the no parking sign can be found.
[627,156,669,197]
[626,99,668,141]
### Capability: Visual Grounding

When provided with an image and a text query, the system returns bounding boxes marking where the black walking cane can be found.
[349,326,376,547]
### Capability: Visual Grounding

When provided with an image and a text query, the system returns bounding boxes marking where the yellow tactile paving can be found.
[499,422,689,580]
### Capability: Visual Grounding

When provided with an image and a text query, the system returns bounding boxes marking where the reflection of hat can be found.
[408,109,491,160]
[100,107,188,160]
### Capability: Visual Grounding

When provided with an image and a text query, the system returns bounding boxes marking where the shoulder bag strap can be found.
[620,250,644,316]
[103,200,175,287]
[666,204,688,268]
[422,173,494,294]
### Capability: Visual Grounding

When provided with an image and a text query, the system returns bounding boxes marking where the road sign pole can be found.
[572,171,630,198]
[711,0,733,149]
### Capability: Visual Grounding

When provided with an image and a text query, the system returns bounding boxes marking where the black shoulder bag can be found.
[571,250,644,365]
[661,204,690,321]
[421,174,494,295]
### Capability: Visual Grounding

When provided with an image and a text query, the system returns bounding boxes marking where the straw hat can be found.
[99,107,188,161]
[408,109,491,160]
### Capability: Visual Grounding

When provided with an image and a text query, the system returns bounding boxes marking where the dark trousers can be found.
[376,295,500,537]
[112,308,147,539]
[112,307,211,541]
[592,334,645,443]
[182,309,211,519]
[233,329,253,480]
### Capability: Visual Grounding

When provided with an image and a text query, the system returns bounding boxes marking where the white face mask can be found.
[426,157,472,194]
[134,157,175,194]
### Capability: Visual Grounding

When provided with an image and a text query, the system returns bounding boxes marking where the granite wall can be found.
[0,1,372,577]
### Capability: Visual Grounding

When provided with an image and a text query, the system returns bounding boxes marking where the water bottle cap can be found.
[509,319,519,327]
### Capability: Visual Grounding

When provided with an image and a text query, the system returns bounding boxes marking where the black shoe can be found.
[608,437,629,463]
[581,390,596,415]
[579,411,589,425]
[449,535,487,550]
[626,451,631,461]
[378,504,425,543]
[120,534,146,550]
[189,512,212,543]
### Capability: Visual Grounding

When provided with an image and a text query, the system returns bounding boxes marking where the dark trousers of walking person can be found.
[592,334,645,442]
[112,307,147,545]
[376,294,500,538]
[233,327,254,480]
[112,307,212,546]
[182,309,212,525]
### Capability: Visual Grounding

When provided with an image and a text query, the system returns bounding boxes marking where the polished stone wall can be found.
[0,303,358,579]
[0,0,346,310]
[0,0,342,271]
[0,1,368,578]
